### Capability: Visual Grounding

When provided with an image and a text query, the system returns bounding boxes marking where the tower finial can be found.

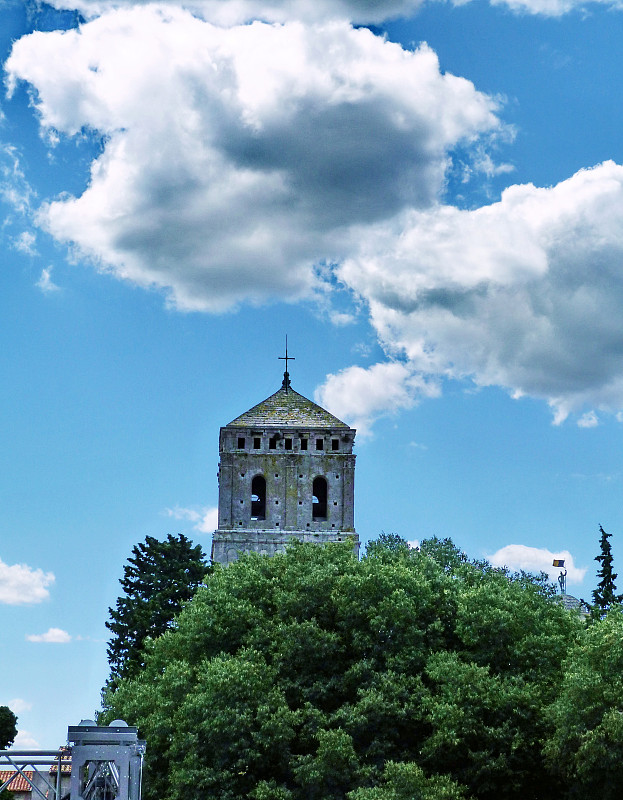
[278,335,295,392]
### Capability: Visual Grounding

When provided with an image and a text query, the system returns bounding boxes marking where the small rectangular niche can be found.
[253,437,261,449]
[269,437,277,449]
[300,438,308,450]
[331,439,339,450]
[237,437,245,449]
[285,438,293,450]
[316,438,324,450]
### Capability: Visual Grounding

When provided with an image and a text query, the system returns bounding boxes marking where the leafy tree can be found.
[103,536,578,800]
[592,524,622,615]
[418,536,469,572]
[0,706,17,749]
[364,532,411,559]
[545,608,623,799]
[348,761,468,800]
[104,533,208,689]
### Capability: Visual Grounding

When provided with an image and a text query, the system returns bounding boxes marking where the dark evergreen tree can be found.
[592,525,622,614]
[0,706,17,749]
[105,534,208,688]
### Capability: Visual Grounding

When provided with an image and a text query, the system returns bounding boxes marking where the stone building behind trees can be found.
[211,367,358,564]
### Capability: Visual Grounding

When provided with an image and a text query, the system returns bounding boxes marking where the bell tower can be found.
[211,353,358,565]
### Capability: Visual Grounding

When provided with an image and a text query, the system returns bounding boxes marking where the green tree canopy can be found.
[103,536,579,800]
[104,533,208,690]
[0,706,17,750]
[545,608,623,799]
[348,761,467,800]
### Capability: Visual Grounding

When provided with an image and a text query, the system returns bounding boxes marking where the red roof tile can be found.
[0,770,33,792]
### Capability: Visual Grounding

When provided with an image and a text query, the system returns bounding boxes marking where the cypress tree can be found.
[592,524,622,613]
[104,533,208,688]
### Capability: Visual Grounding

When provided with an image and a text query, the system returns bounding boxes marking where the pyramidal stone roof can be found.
[227,378,350,429]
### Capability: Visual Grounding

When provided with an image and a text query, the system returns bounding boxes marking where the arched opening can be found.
[312,476,328,520]
[251,475,266,520]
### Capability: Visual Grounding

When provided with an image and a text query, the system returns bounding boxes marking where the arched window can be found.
[251,475,266,520]
[312,476,327,520]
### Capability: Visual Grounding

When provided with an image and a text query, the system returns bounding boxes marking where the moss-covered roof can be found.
[227,383,350,429]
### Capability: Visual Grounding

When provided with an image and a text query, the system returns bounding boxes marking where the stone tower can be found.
[211,369,358,564]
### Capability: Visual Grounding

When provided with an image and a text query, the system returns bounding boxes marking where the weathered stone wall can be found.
[211,529,359,564]
[213,425,358,563]
[211,382,359,565]
[218,429,355,532]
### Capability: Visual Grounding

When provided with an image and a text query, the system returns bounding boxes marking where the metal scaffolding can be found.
[0,721,145,800]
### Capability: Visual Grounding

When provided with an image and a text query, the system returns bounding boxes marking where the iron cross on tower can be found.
[279,336,295,392]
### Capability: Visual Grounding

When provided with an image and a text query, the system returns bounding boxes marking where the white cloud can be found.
[14,730,40,749]
[0,144,34,215]
[36,267,60,293]
[5,698,32,714]
[315,361,440,437]
[13,231,38,255]
[41,0,429,24]
[578,410,599,428]
[470,146,515,179]
[6,10,502,312]
[26,627,72,643]
[0,558,55,605]
[166,505,218,533]
[39,0,623,22]
[328,311,356,327]
[489,0,623,15]
[339,162,623,428]
[487,544,586,585]
[569,472,617,482]
[9,7,622,433]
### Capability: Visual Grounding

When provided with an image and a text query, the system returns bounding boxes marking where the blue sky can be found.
[2,0,623,749]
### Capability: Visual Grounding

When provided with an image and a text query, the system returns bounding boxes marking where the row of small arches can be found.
[251,475,328,520]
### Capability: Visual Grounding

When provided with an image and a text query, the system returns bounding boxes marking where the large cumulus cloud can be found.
[41,0,623,23]
[10,6,623,431]
[43,0,425,24]
[323,162,623,427]
[5,8,501,311]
